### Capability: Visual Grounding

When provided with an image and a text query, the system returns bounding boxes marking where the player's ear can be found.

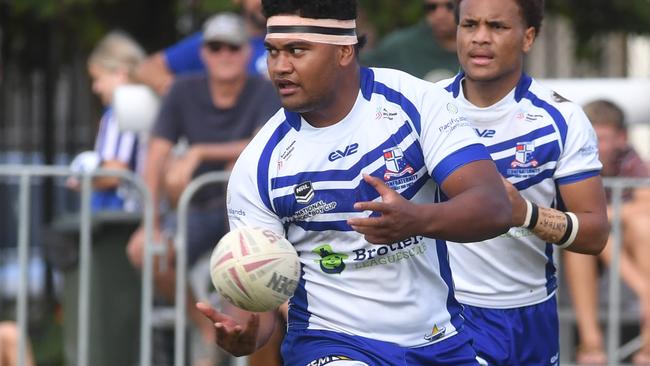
[522,26,536,54]
[338,44,355,67]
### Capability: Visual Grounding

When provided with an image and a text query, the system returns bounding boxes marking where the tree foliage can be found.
[3,0,650,69]
[547,0,650,41]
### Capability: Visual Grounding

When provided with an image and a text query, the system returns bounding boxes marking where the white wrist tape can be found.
[522,200,534,228]
[556,212,579,249]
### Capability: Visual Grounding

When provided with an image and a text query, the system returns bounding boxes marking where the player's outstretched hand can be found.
[196,302,259,357]
[348,174,419,244]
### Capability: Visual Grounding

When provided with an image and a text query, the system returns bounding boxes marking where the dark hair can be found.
[583,100,626,131]
[262,0,357,20]
[454,0,544,36]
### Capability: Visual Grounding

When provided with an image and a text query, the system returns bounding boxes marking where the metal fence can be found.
[0,165,648,365]
[561,178,650,365]
[0,165,155,366]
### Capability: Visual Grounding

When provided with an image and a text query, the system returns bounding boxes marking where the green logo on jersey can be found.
[313,244,348,274]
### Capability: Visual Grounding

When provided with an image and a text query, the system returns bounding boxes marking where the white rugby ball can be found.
[209,227,300,312]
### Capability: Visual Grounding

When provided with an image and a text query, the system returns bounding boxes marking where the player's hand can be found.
[500,176,527,227]
[196,302,260,357]
[347,174,419,244]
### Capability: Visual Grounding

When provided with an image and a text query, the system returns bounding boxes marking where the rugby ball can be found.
[209,227,300,312]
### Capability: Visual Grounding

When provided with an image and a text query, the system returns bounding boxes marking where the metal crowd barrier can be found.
[0,165,156,366]
[2,164,649,365]
[172,171,243,366]
[604,177,650,365]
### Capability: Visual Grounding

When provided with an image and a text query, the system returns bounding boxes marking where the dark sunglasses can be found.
[205,42,242,53]
[423,1,455,13]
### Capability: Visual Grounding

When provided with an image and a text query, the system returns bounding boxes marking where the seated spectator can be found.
[0,322,35,366]
[564,99,650,365]
[66,31,145,212]
[125,13,280,365]
[361,0,459,81]
[135,0,268,95]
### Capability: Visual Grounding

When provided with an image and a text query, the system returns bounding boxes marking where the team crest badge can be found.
[383,147,414,180]
[511,142,538,168]
[507,142,541,178]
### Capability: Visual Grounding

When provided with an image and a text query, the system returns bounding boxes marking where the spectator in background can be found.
[565,99,650,365]
[135,0,268,95]
[66,31,145,212]
[361,0,459,81]
[125,12,280,365]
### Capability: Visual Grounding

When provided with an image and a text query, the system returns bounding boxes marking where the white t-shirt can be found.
[439,73,602,308]
[227,67,490,347]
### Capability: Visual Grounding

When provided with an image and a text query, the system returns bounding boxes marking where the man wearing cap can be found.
[196,0,512,364]
[136,0,268,95]
[126,12,280,362]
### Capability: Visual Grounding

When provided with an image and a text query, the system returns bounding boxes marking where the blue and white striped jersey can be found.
[93,107,141,211]
[227,67,491,347]
[95,108,139,169]
[440,73,602,308]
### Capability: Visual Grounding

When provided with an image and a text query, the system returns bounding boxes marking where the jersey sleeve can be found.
[226,150,285,235]
[163,32,205,75]
[418,86,491,186]
[554,107,602,185]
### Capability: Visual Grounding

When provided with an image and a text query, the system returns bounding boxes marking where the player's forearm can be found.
[420,185,511,242]
[523,202,608,255]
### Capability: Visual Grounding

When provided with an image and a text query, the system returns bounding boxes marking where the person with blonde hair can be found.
[66,30,146,212]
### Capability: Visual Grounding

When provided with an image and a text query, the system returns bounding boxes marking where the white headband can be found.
[266,15,358,45]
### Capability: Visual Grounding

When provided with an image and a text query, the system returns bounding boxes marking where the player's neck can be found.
[462,70,522,108]
[301,67,360,128]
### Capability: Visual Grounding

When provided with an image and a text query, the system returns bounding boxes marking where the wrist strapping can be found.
[522,200,539,229]
[556,212,579,249]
